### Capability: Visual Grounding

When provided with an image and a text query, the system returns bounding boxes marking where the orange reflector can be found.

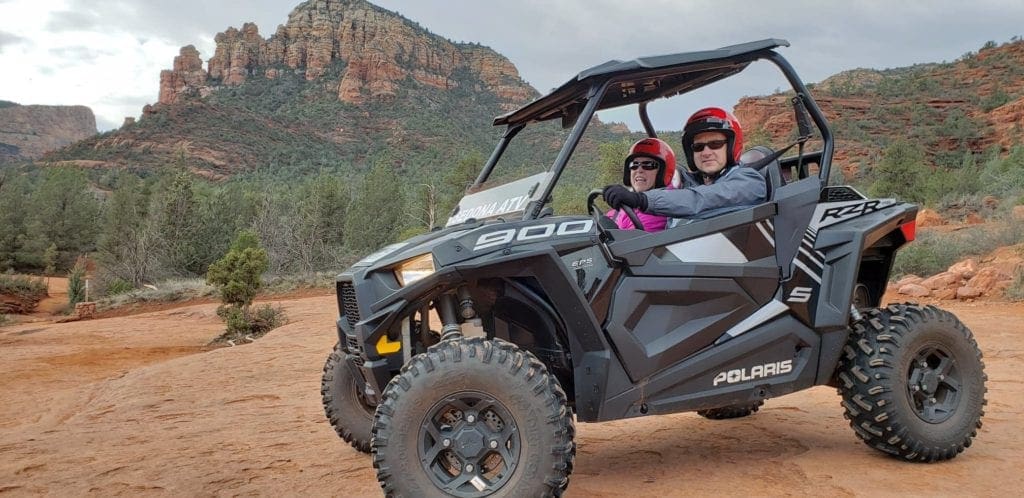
[900,220,916,242]
[376,335,401,355]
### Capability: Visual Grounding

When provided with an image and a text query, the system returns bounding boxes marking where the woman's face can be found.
[629,156,660,192]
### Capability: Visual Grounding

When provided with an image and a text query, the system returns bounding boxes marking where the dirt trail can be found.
[0,297,1022,496]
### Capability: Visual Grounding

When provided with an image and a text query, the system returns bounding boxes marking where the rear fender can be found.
[802,201,917,384]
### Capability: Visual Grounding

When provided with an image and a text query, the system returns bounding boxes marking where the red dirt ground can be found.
[0,292,1021,496]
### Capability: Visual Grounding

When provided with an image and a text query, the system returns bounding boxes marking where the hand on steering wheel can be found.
[601,185,647,231]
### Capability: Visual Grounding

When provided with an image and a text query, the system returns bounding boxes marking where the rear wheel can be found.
[837,304,987,461]
[372,337,575,497]
[697,400,765,420]
[321,344,375,453]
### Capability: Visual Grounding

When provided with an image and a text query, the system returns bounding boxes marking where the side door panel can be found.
[604,207,779,381]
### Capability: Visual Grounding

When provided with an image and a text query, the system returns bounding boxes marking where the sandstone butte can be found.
[157,0,536,112]
[0,104,97,161]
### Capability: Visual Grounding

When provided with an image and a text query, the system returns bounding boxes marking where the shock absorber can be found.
[437,292,463,342]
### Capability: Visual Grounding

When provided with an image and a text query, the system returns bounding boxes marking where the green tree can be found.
[868,140,931,204]
[150,170,203,275]
[67,257,87,307]
[206,230,269,308]
[344,160,402,254]
[0,174,29,269]
[96,175,159,285]
[42,243,59,275]
[595,139,633,188]
[21,167,101,270]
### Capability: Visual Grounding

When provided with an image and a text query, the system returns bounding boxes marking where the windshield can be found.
[446,118,605,226]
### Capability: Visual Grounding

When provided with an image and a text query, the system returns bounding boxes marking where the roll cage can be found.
[472,38,834,220]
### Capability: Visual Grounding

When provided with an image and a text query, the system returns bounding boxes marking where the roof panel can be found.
[495,38,789,127]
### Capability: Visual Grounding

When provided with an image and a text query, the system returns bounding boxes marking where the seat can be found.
[739,146,784,201]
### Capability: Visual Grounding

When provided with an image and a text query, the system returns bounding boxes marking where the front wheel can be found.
[837,304,987,461]
[372,337,575,497]
[321,344,376,453]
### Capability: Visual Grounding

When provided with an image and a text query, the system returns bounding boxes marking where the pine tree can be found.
[344,160,403,255]
[97,175,159,285]
[22,167,101,270]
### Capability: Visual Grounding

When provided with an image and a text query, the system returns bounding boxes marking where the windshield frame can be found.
[450,47,833,225]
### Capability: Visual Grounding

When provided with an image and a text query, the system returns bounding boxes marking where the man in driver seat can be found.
[603,107,766,221]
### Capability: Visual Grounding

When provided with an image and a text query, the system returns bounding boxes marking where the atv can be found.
[321,39,987,497]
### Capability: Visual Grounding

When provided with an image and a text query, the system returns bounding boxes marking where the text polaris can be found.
[713,359,793,386]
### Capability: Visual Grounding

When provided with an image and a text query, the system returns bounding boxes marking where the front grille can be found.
[339,282,360,328]
[821,186,865,203]
[343,334,365,365]
[346,335,362,354]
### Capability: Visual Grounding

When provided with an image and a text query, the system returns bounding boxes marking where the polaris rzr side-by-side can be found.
[320,39,987,497]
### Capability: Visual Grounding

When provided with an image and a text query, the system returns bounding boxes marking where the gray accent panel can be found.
[665,233,748,263]
[725,299,788,337]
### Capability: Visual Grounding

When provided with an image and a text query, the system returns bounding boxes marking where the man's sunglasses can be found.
[629,160,659,171]
[691,139,728,152]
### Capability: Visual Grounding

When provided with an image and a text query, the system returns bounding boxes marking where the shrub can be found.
[891,231,961,278]
[105,278,135,297]
[206,231,283,345]
[893,222,1024,278]
[205,230,269,308]
[0,274,48,313]
[0,312,8,326]
[67,258,88,308]
[96,278,215,310]
[211,303,287,345]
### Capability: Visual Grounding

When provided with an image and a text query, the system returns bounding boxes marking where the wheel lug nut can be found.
[489,440,498,449]
[920,361,927,368]
[938,374,945,380]
[466,464,474,473]
[911,385,920,392]
[929,397,937,404]
[466,414,475,423]
[443,439,451,447]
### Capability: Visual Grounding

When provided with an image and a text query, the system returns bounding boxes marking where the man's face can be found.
[691,131,729,176]
[628,156,660,192]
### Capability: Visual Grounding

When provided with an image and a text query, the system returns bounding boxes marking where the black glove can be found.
[602,184,648,211]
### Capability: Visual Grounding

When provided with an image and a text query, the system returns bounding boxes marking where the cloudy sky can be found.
[1,0,1022,131]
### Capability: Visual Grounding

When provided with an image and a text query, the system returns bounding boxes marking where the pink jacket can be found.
[605,208,669,231]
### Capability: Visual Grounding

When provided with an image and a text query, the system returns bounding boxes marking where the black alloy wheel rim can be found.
[419,391,521,497]
[352,377,376,415]
[907,346,962,424]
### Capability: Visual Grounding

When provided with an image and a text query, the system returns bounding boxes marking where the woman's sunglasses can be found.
[691,139,728,152]
[629,160,659,171]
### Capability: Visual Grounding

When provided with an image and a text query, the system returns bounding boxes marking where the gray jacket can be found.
[642,166,767,220]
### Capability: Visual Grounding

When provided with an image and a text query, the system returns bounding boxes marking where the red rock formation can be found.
[156,0,536,108]
[159,45,208,105]
[0,104,96,160]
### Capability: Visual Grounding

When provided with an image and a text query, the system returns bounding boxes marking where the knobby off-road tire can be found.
[837,304,987,462]
[321,343,375,453]
[372,337,575,498]
[697,400,765,420]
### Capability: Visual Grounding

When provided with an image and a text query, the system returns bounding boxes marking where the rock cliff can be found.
[734,39,1024,179]
[0,103,97,162]
[159,0,535,109]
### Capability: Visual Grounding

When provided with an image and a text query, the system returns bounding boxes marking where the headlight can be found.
[395,253,436,287]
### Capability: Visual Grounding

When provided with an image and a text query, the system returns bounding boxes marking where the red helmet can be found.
[681,107,744,172]
[622,138,676,188]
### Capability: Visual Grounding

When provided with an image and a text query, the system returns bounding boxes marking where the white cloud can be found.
[1,0,1023,131]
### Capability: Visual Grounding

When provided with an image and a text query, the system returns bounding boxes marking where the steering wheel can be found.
[586,189,647,232]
